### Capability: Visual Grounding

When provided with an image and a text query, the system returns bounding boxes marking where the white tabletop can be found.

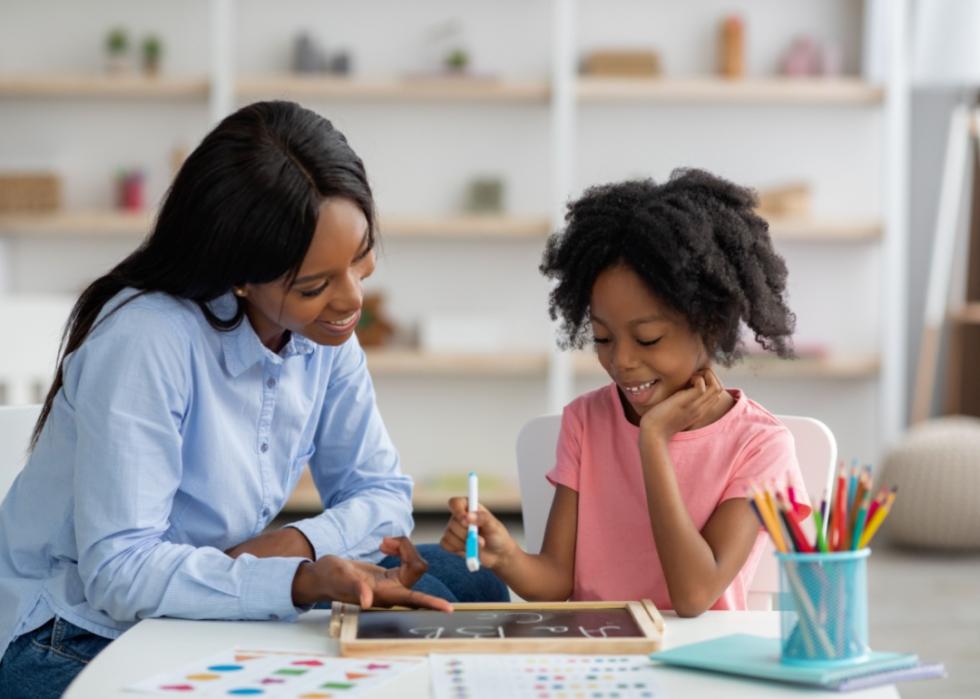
[65,610,899,698]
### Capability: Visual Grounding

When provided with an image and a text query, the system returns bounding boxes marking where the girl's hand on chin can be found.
[638,368,726,443]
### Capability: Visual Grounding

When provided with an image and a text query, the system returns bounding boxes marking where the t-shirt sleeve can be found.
[721,426,812,517]
[545,404,583,492]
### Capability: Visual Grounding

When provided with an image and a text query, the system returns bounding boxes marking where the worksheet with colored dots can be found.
[429,655,664,699]
[126,648,421,697]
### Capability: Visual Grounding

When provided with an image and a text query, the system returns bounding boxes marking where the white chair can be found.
[0,295,74,405]
[0,404,42,500]
[515,413,836,610]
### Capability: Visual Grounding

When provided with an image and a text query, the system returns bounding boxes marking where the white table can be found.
[66,610,900,698]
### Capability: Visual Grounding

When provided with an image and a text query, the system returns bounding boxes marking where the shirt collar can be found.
[209,292,317,377]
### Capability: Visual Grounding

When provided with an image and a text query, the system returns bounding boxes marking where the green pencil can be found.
[851,489,872,550]
[813,504,829,553]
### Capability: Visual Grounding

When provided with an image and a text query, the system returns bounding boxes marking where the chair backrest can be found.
[0,404,42,501]
[515,414,563,555]
[0,295,73,405]
[514,412,836,608]
[747,415,836,609]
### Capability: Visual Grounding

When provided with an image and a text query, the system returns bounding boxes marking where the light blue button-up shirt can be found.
[0,289,413,658]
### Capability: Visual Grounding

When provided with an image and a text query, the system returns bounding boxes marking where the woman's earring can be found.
[233,287,247,298]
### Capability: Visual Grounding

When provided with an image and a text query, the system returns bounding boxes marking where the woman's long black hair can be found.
[31,100,375,446]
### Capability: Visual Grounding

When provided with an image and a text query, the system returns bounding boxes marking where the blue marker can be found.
[466,471,480,572]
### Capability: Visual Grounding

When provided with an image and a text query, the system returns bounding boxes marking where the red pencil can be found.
[777,492,815,553]
[834,467,847,551]
[787,483,803,515]
[866,488,889,523]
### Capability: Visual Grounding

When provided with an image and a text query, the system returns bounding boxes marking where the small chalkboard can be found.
[329,601,665,656]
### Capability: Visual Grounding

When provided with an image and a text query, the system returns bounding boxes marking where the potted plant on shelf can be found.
[105,27,130,74]
[142,35,163,76]
[444,47,470,74]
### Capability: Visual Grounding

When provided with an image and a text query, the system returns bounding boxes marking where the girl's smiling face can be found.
[242,197,375,350]
[590,263,708,423]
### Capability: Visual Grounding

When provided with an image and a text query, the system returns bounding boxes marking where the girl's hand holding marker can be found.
[442,476,519,572]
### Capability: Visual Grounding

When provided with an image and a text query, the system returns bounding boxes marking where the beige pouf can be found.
[881,416,980,550]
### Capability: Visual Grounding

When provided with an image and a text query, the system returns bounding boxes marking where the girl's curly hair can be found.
[539,168,795,366]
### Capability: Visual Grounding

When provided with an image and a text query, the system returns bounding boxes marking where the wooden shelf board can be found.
[766,217,882,242]
[0,74,209,98]
[953,303,980,325]
[0,211,550,240]
[573,351,881,380]
[366,350,548,377]
[237,75,550,102]
[0,211,878,244]
[577,77,883,105]
[412,485,522,514]
[0,210,154,236]
[281,468,522,514]
[381,214,551,239]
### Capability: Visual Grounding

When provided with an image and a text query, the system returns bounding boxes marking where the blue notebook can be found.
[650,634,928,690]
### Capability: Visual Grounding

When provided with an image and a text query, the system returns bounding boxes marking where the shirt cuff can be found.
[285,512,348,561]
[239,554,308,620]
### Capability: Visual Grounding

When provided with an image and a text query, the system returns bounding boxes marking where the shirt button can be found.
[266,378,276,388]
[260,443,269,453]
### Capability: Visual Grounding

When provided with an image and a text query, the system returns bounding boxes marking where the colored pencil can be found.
[866,488,888,523]
[858,488,897,549]
[748,486,787,553]
[813,500,829,553]
[778,493,815,553]
[763,484,790,553]
[787,483,801,515]
[850,487,872,551]
[833,467,847,551]
[847,468,869,540]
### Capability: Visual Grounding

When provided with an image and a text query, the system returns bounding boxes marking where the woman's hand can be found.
[639,367,727,446]
[440,498,519,570]
[290,536,452,612]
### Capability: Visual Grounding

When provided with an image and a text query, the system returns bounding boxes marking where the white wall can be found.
[0,0,901,496]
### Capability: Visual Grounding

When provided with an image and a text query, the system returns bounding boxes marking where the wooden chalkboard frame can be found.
[328,600,665,656]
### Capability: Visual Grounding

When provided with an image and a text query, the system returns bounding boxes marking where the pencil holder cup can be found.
[776,549,870,667]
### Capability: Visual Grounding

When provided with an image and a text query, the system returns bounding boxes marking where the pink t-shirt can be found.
[545,383,809,610]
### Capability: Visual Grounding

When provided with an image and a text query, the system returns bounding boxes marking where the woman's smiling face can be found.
[242,197,375,350]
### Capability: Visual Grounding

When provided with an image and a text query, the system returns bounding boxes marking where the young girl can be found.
[0,101,505,699]
[442,169,809,616]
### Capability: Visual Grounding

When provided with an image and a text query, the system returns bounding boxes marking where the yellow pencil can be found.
[857,490,896,549]
[751,482,788,553]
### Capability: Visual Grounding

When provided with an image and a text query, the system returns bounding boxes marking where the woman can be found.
[0,100,506,699]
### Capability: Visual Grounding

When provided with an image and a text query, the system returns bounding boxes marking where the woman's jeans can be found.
[0,544,508,699]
